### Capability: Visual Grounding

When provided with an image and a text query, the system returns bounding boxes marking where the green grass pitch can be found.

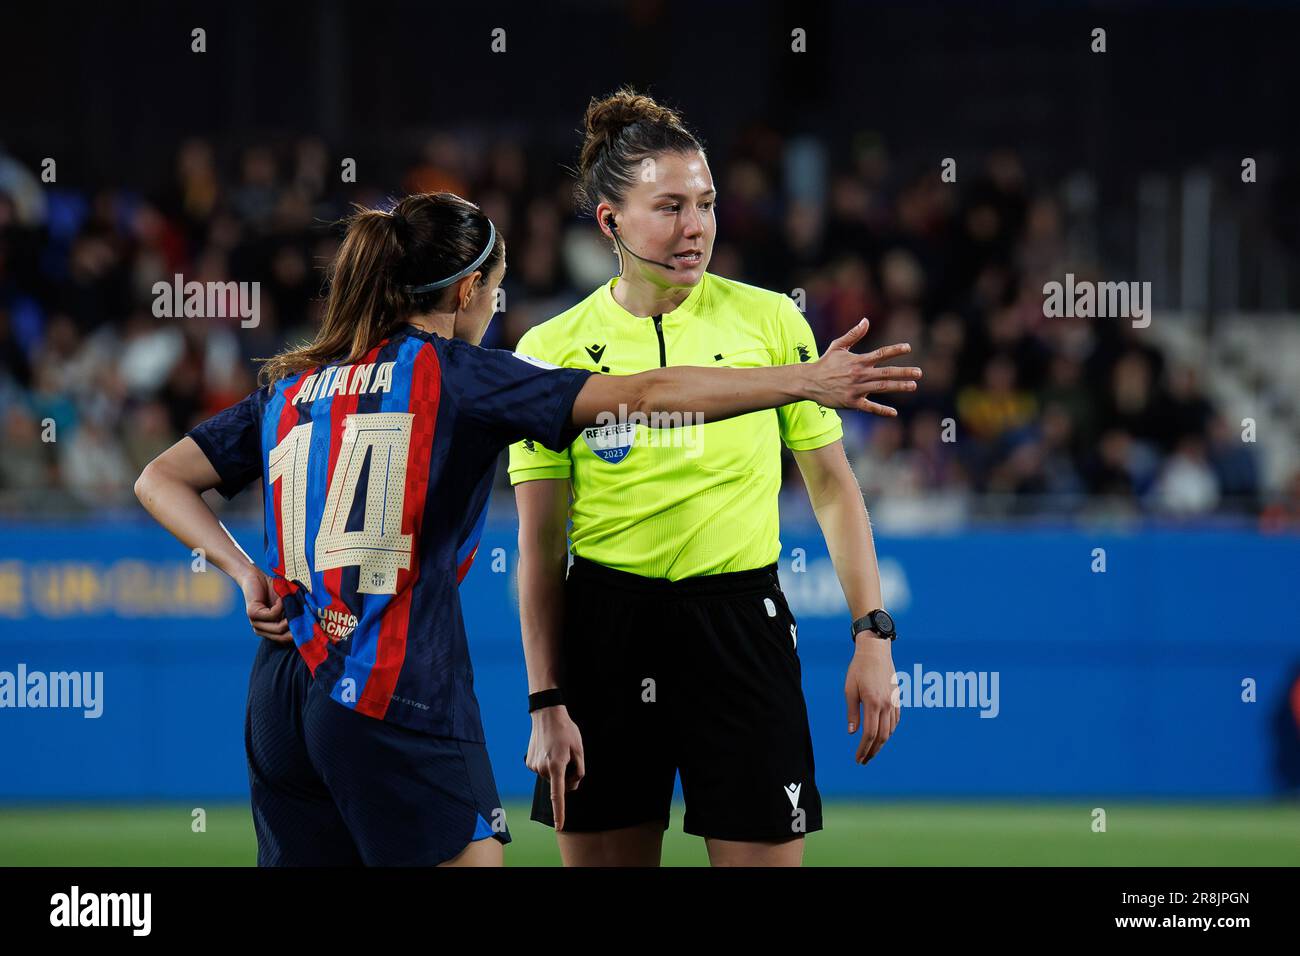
[2,801,1297,866]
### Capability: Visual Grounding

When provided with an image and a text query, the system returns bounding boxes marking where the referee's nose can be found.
[681,204,707,241]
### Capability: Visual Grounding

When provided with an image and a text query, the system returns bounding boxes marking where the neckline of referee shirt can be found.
[604,274,707,321]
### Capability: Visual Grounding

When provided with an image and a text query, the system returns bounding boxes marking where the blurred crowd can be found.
[0,131,1294,528]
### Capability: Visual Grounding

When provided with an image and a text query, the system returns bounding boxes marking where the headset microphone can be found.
[605,215,677,272]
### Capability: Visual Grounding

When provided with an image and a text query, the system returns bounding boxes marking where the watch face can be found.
[873,610,895,634]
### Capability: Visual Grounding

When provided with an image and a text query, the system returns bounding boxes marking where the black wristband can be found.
[528,688,565,713]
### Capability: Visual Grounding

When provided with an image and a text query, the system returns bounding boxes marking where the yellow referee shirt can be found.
[507,272,842,580]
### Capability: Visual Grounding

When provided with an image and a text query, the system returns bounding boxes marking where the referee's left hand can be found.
[525,705,585,831]
[845,638,900,764]
[812,318,922,417]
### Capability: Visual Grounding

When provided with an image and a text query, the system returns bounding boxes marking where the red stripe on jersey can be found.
[355,343,441,719]
[455,544,479,585]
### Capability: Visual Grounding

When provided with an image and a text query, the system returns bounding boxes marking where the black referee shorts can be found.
[531,555,823,842]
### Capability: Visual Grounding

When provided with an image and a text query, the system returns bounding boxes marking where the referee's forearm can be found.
[812,477,885,619]
[516,539,567,692]
[515,479,570,692]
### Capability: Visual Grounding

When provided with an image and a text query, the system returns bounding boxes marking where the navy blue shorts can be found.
[244,638,511,866]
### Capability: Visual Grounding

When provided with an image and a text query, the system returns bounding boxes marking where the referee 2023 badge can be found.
[582,421,637,463]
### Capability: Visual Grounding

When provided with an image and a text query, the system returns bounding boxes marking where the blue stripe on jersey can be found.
[261,369,325,655]
[260,372,297,578]
[332,335,422,711]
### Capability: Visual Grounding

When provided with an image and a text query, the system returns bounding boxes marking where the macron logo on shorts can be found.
[785,782,802,809]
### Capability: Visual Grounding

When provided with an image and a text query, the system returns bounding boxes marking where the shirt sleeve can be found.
[185,389,264,500]
[443,338,593,456]
[773,296,844,451]
[506,331,579,485]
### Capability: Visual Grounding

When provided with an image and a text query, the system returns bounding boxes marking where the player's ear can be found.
[454,272,481,312]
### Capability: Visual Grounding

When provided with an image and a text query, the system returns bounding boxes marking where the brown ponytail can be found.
[257,192,503,385]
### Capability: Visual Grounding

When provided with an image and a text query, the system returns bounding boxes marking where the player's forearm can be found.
[134,467,258,586]
[571,364,811,426]
[630,364,809,423]
[809,471,884,618]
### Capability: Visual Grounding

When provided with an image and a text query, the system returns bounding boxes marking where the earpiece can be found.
[603,211,676,272]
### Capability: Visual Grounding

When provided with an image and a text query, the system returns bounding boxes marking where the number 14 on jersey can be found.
[267,412,415,595]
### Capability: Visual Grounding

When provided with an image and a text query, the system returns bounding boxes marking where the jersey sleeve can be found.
[773,296,844,451]
[443,338,593,456]
[185,389,264,500]
[506,329,578,485]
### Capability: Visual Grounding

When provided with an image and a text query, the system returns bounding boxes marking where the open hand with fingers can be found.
[808,318,922,416]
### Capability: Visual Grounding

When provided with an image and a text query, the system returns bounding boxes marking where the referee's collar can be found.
[604,274,707,321]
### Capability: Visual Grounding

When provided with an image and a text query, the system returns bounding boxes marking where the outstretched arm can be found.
[570,319,920,427]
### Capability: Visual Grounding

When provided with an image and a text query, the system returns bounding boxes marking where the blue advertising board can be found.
[0,522,1296,800]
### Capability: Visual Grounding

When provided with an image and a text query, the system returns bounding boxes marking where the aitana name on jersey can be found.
[292,361,397,405]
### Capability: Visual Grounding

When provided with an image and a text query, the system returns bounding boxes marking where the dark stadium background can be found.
[0,0,1297,865]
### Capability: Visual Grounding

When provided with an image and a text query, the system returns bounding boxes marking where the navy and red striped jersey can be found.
[186,324,591,738]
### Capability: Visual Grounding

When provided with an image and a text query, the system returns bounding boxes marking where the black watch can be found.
[850,609,896,644]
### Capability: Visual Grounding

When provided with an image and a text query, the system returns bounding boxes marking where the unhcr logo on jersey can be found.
[316,606,358,642]
[584,404,706,462]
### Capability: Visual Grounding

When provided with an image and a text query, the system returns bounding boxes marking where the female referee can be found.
[510,90,917,866]
[133,191,916,867]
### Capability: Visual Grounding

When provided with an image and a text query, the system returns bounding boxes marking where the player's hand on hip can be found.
[238,568,291,643]
[525,705,585,831]
[811,318,922,416]
[845,637,901,764]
